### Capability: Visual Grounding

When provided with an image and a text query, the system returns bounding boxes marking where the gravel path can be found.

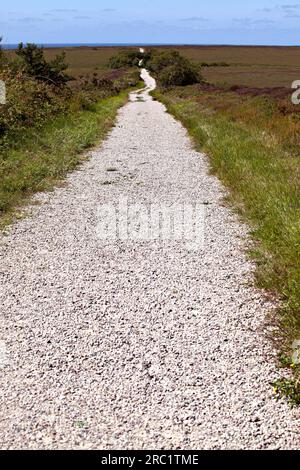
[0,70,298,450]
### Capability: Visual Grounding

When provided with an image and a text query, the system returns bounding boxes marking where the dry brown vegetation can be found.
[6,46,133,78]
[7,44,300,87]
[153,45,300,88]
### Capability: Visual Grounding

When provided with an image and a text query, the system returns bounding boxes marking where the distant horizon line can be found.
[2,42,300,49]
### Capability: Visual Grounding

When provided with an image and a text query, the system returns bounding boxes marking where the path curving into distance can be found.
[0,70,298,449]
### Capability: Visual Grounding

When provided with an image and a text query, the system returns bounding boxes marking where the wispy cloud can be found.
[233,17,252,24]
[257,4,300,14]
[253,19,275,24]
[233,17,275,26]
[280,3,300,16]
[281,4,300,9]
[50,9,78,13]
[179,17,209,22]
[257,8,273,13]
[281,3,300,10]
[73,16,91,20]
[18,17,44,23]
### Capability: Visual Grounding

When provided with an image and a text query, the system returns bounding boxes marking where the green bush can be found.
[147,50,202,87]
[108,49,152,69]
[108,50,141,68]
[158,63,199,87]
[16,43,71,86]
[0,49,141,148]
[107,49,201,88]
[0,67,69,144]
[0,43,141,221]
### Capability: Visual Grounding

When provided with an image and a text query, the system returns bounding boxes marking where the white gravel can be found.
[0,70,299,450]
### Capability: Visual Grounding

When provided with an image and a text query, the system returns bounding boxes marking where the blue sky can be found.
[1,0,300,45]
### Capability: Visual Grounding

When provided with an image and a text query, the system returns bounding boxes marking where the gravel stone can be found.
[0,70,299,449]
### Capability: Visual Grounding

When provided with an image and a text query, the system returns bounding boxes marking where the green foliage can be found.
[0,68,69,142]
[0,67,70,145]
[108,49,153,69]
[16,43,71,86]
[278,352,293,368]
[158,63,199,87]
[0,47,140,148]
[274,378,300,407]
[108,49,140,68]
[147,50,202,87]
[0,42,141,222]
[0,92,128,222]
[0,43,141,223]
[107,48,202,87]
[113,69,141,92]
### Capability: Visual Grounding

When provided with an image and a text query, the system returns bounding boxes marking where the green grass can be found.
[153,87,300,403]
[0,92,128,228]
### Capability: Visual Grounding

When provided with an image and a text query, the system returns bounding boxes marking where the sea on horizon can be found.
[2,43,189,50]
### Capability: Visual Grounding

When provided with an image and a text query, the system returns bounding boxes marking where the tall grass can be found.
[153,86,300,403]
[0,93,128,227]
[0,44,140,226]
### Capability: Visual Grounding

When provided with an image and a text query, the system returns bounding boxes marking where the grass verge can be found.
[0,91,128,228]
[153,87,300,405]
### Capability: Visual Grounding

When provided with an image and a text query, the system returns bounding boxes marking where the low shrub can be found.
[0,67,69,146]
[0,46,141,148]
[158,63,200,87]
[108,49,142,68]
[108,49,153,69]
[147,50,202,87]
[0,42,142,222]
[15,43,72,86]
[200,62,230,67]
